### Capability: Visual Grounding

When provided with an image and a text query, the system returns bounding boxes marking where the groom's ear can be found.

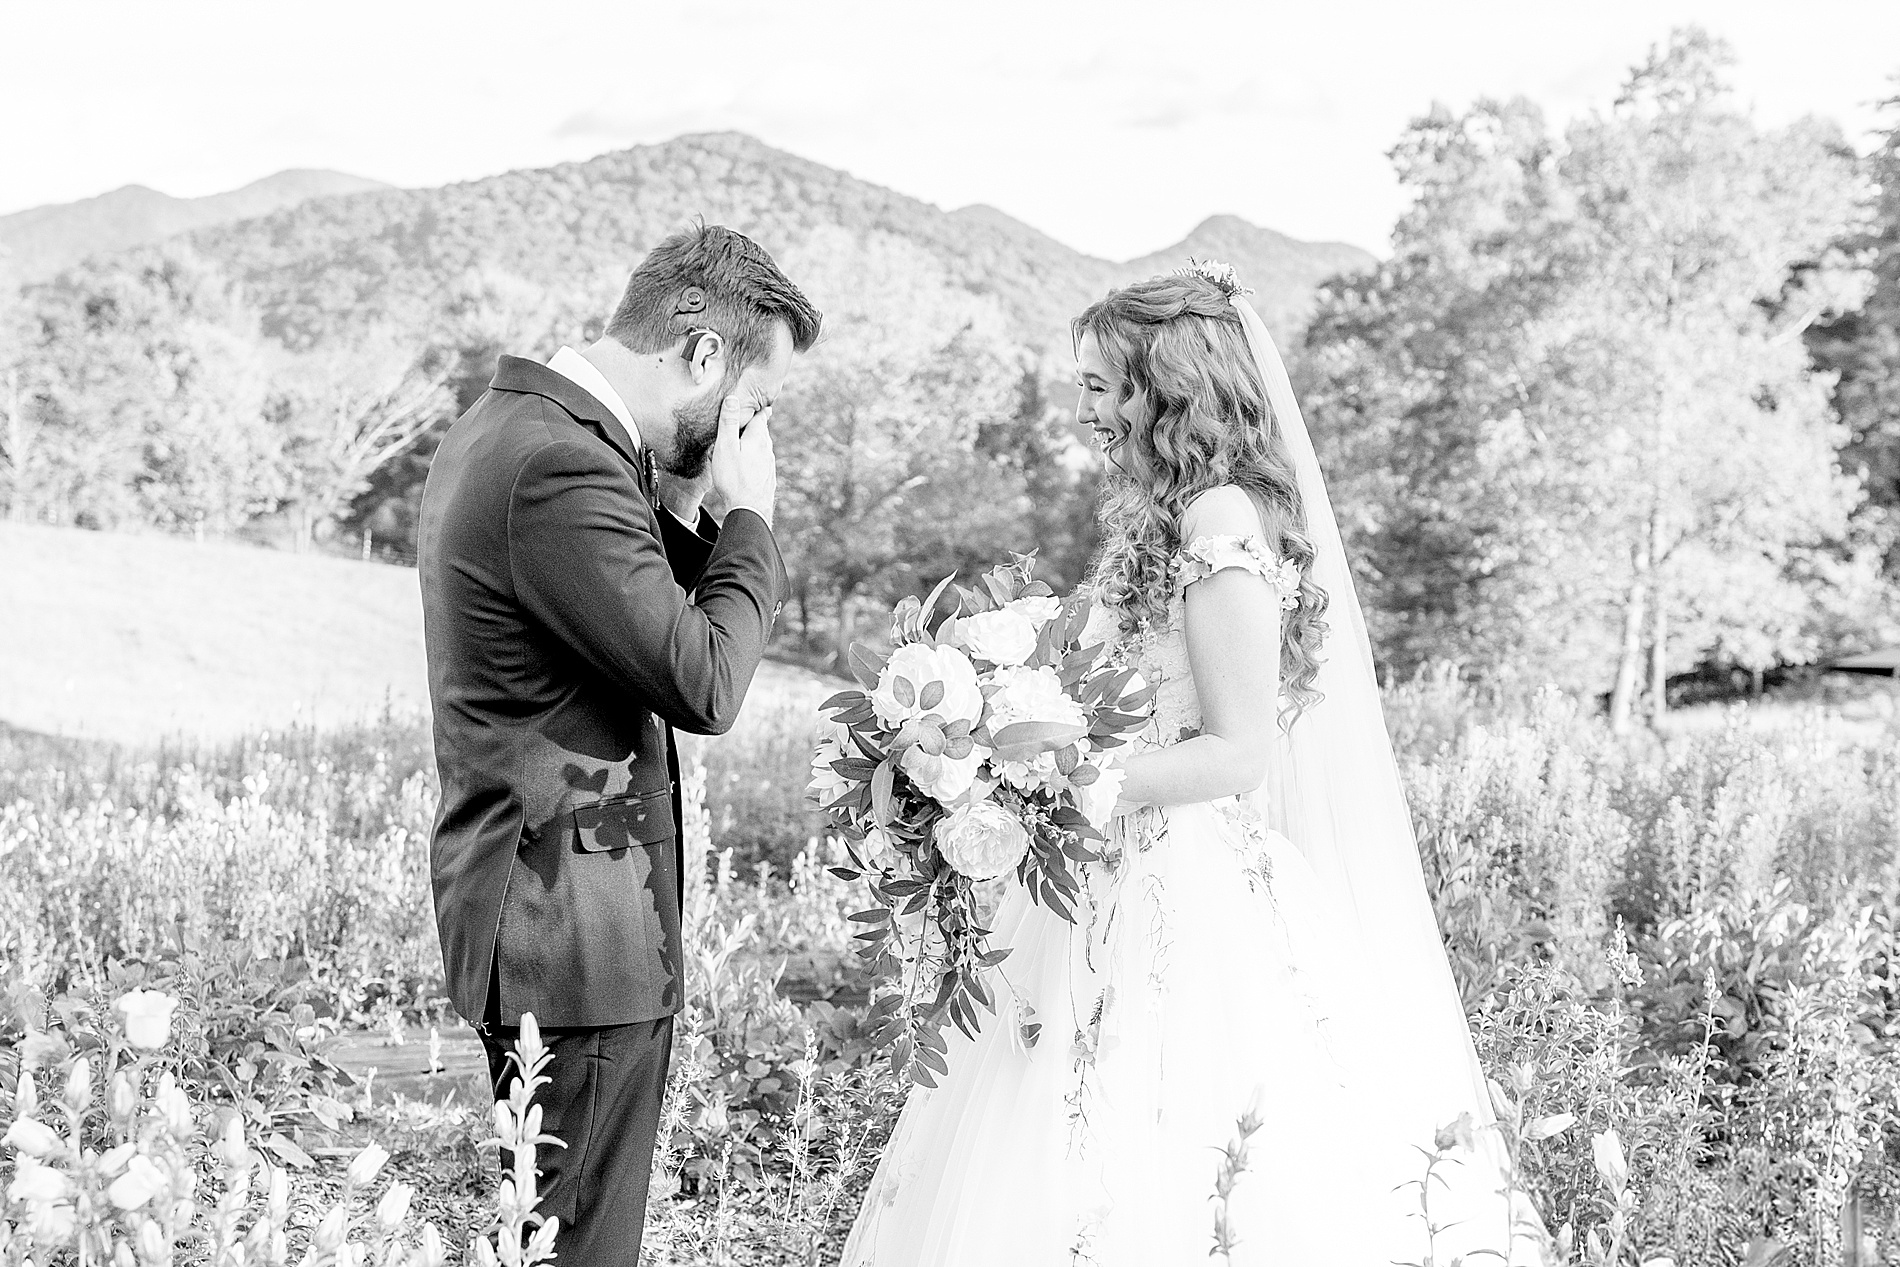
[683,328,725,386]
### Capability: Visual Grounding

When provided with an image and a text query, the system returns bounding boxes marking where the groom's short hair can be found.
[605,223,821,368]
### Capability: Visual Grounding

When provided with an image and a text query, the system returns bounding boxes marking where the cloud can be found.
[552,109,631,140]
[553,108,732,142]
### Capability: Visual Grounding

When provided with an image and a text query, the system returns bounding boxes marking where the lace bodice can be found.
[1083,534,1298,745]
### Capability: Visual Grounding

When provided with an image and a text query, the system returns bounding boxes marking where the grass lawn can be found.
[0,521,836,748]
[1,522,429,744]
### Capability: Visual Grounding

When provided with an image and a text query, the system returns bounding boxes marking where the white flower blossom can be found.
[1073,765,1127,834]
[347,1141,391,1187]
[809,716,854,807]
[937,801,1033,881]
[899,744,985,806]
[115,989,180,1051]
[955,608,1038,666]
[1007,595,1063,628]
[107,1154,170,1211]
[3,1116,63,1159]
[8,1155,74,1203]
[872,644,984,731]
[987,665,1086,732]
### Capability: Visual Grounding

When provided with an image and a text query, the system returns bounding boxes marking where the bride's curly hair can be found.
[1073,272,1328,723]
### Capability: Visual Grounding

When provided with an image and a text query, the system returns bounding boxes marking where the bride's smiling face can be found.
[1075,330,1148,480]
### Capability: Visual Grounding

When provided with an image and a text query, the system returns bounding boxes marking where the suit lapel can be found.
[489,356,651,492]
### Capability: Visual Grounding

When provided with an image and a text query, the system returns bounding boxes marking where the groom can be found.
[418,224,820,1263]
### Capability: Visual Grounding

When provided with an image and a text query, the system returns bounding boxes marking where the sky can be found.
[3,0,1897,261]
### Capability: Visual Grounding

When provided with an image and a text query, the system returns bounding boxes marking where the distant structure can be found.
[1828,647,1900,679]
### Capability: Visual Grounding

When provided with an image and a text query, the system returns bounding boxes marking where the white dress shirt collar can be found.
[547,346,641,452]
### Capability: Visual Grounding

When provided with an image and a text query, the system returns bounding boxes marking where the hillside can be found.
[0,522,430,745]
[1125,214,1378,344]
[0,522,831,747]
[0,169,390,293]
[171,133,1371,357]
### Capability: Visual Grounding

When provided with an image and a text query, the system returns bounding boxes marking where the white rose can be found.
[1072,765,1127,834]
[936,801,1033,881]
[1008,595,1063,629]
[956,608,1039,666]
[115,989,179,1052]
[872,643,985,730]
[899,743,984,805]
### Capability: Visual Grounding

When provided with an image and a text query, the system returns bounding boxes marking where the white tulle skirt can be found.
[841,798,1536,1266]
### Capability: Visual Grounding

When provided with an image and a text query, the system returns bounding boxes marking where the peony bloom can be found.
[899,743,985,806]
[872,644,984,731]
[956,608,1038,666]
[1072,765,1127,834]
[115,989,180,1051]
[987,665,1085,732]
[937,801,1033,881]
[1008,595,1063,629]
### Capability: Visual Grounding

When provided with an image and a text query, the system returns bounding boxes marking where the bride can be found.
[839,265,1548,1265]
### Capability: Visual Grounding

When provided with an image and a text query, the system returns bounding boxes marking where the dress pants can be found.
[480,1013,675,1266]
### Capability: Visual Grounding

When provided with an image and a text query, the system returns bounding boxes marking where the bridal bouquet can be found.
[809,556,1154,1086]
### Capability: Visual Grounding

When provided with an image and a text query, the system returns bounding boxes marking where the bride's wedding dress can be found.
[842,539,1528,1265]
[841,297,1546,1266]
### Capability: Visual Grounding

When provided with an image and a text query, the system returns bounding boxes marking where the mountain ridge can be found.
[13,134,1375,369]
[0,169,392,292]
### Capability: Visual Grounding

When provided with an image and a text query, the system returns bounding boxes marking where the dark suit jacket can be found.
[418,355,786,1028]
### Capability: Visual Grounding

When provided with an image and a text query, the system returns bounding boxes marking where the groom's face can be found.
[667,320,797,478]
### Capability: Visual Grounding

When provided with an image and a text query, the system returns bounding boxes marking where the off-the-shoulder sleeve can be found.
[1175,534,1301,609]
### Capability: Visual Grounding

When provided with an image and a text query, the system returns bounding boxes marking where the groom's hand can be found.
[710,394,776,528]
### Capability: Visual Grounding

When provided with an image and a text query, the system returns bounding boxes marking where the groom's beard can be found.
[666,390,725,479]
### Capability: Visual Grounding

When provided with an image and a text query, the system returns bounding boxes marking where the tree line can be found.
[1300,30,1899,724]
[0,29,1894,702]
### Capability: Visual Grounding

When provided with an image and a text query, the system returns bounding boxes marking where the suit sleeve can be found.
[658,505,719,589]
[506,435,787,736]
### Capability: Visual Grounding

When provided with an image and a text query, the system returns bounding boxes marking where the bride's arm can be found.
[1113,488,1282,809]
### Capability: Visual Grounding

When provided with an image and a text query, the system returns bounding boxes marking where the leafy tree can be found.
[8,246,277,535]
[1303,30,1868,727]
[1808,86,1900,582]
[266,332,454,551]
[773,229,1086,664]
[1301,97,1632,694]
[1568,31,1861,728]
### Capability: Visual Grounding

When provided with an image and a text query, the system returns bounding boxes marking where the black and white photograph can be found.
[3,2,1900,1263]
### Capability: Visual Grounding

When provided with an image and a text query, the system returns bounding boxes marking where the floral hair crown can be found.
[1178,256,1252,299]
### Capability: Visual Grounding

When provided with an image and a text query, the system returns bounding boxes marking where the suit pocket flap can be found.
[572,787,675,853]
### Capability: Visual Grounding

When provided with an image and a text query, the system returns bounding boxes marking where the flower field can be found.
[2,677,1899,1265]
